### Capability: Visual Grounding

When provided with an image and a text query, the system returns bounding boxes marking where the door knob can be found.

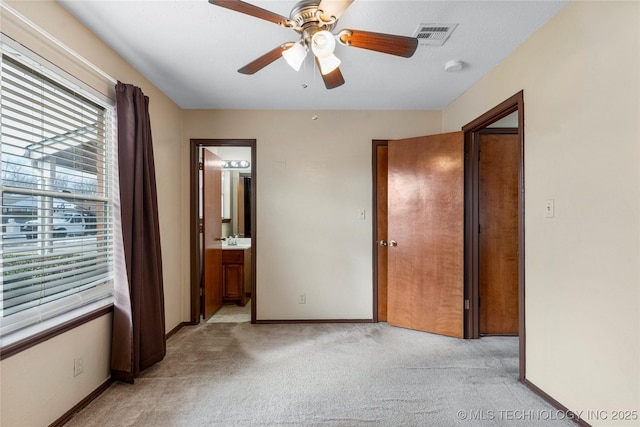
[379,240,388,247]
[389,240,398,247]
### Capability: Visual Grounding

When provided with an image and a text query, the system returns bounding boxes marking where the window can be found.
[1,40,115,337]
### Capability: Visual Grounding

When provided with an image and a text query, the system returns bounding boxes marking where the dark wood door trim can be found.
[189,139,257,325]
[371,140,388,323]
[462,90,525,381]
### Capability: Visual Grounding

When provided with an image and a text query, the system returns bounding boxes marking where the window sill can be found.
[0,298,114,360]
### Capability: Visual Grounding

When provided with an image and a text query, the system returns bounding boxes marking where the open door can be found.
[202,148,223,318]
[386,132,465,338]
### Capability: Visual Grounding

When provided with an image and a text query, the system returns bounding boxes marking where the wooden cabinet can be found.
[222,248,251,306]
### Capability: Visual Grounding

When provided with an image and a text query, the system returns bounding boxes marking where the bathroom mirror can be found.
[215,146,252,237]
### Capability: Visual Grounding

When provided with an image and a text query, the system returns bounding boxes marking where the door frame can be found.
[371,140,387,323]
[189,139,257,325]
[462,91,525,380]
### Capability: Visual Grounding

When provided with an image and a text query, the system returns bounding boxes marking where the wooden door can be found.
[202,149,223,318]
[387,132,465,338]
[479,132,519,334]
[376,144,389,321]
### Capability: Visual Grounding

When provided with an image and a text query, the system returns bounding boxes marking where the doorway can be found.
[373,92,524,378]
[190,139,257,325]
[477,128,519,336]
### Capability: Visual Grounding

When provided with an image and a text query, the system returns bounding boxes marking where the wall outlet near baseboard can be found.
[298,293,306,304]
[73,357,84,377]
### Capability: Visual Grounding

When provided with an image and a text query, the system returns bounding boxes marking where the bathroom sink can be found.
[222,238,251,249]
[222,244,250,250]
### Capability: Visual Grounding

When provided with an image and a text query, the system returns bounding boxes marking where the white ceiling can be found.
[59,0,569,110]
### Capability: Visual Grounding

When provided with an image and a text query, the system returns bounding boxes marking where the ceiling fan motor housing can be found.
[289,0,337,48]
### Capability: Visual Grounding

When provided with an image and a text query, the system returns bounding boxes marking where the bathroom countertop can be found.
[222,238,251,250]
[222,244,251,250]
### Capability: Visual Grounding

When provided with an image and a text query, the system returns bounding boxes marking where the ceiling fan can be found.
[209,0,419,89]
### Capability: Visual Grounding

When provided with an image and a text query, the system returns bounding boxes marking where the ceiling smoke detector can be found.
[444,60,463,72]
[413,24,457,46]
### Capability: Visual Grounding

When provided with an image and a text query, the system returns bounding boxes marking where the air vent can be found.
[413,23,457,46]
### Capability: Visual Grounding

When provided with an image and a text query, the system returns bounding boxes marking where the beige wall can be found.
[1,2,185,426]
[0,316,112,427]
[183,110,442,319]
[443,1,640,423]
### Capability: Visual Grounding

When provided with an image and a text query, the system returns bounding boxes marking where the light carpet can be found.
[63,323,576,426]
[207,302,251,323]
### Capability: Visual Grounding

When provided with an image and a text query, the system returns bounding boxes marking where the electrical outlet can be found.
[298,293,306,304]
[73,357,84,377]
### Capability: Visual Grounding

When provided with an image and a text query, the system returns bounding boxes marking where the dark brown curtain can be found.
[111,82,166,383]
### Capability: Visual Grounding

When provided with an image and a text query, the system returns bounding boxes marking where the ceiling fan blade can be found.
[318,0,354,21]
[238,43,295,75]
[339,29,418,58]
[209,0,290,26]
[315,57,345,89]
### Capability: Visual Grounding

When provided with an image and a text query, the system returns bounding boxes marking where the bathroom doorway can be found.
[190,139,256,324]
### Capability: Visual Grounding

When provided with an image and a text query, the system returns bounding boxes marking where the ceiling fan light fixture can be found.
[317,53,341,75]
[282,41,307,71]
[311,30,337,58]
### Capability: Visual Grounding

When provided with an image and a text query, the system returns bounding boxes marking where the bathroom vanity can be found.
[221,243,251,306]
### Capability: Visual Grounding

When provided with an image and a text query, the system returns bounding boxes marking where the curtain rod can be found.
[0,2,118,86]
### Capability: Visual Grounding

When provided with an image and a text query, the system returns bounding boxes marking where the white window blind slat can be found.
[1,45,116,336]
[0,284,112,336]
[3,65,104,116]
[2,89,105,133]
[3,258,111,288]
[1,121,106,157]
[1,246,110,267]
[4,272,110,307]
[3,270,111,312]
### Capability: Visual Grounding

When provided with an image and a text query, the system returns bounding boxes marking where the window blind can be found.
[1,49,115,336]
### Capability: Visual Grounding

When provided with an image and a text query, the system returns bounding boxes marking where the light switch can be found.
[544,199,555,218]
[357,208,366,220]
